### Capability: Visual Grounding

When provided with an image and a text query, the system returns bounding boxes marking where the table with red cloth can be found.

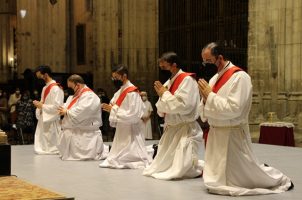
[259,122,295,147]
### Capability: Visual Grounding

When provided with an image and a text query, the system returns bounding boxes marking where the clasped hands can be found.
[102,103,113,113]
[33,100,43,109]
[154,79,212,101]
[198,79,212,102]
[154,81,168,97]
[58,106,67,116]
[141,116,150,123]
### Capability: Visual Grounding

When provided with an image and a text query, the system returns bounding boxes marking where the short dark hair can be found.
[158,52,181,67]
[35,65,52,76]
[202,42,226,59]
[112,64,128,77]
[67,74,85,84]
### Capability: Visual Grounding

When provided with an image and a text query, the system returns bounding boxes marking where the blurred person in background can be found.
[0,90,8,130]
[16,90,35,143]
[140,91,153,140]
[8,88,21,128]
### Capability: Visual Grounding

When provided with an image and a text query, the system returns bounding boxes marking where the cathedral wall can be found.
[248,0,302,140]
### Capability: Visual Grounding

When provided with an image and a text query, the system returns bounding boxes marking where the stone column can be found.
[93,0,158,97]
[276,92,288,120]
[17,0,67,74]
[93,0,118,96]
[250,92,262,122]
[297,93,302,131]
[0,0,16,82]
[284,92,302,124]
[262,92,272,121]
[250,92,263,134]
[248,0,302,129]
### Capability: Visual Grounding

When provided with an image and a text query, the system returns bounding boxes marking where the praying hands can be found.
[198,79,212,102]
[154,81,168,97]
[58,106,67,116]
[102,103,112,113]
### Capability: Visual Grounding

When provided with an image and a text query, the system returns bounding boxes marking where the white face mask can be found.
[142,96,147,101]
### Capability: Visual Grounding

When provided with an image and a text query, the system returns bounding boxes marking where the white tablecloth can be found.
[260,122,294,128]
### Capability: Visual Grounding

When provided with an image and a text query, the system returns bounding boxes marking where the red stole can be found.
[169,72,195,95]
[116,86,138,107]
[43,83,59,102]
[204,66,242,148]
[67,88,93,109]
[212,66,242,93]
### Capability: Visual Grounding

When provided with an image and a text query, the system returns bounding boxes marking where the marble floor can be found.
[10,142,301,200]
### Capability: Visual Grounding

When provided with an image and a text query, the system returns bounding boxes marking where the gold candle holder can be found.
[267,112,275,123]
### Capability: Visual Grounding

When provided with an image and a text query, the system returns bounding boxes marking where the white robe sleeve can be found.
[109,91,144,127]
[156,76,199,115]
[35,88,44,120]
[41,86,64,123]
[35,108,41,120]
[199,100,208,122]
[203,72,252,120]
[66,92,100,125]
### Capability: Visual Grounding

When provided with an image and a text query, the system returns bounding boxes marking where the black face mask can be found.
[67,88,75,95]
[37,75,47,83]
[113,79,123,89]
[203,63,217,69]
[201,63,218,82]
[159,69,172,80]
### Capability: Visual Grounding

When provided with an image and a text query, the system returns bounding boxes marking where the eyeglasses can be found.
[111,76,122,81]
[202,61,212,66]
[202,56,219,66]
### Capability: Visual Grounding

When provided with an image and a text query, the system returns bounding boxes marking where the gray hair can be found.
[67,74,85,84]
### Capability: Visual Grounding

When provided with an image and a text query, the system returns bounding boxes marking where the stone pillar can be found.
[17,0,67,74]
[93,0,119,95]
[93,0,158,97]
[250,92,263,134]
[250,92,259,123]
[0,0,16,82]
[248,0,302,128]
[297,93,302,132]
[284,92,302,124]
[262,92,272,121]
[276,92,288,120]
